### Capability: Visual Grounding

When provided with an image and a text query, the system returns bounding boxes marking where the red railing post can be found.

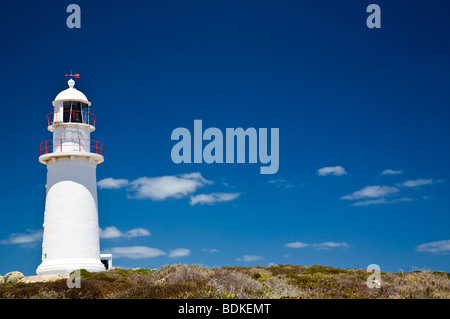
[40,139,103,157]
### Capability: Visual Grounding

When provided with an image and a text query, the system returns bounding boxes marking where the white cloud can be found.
[415,240,450,253]
[350,198,388,206]
[351,197,412,206]
[128,173,211,200]
[313,242,349,250]
[97,178,129,189]
[99,173,242,206]
[108,246,166,259]
[168,248,191,258]
[100,226,151,239]
[0,230,43,245]
[124,228,151,238]
[285,241,348,250]
[236,255,264,262]
[341,185,399,200]
[285,242,310,248]
[399,178,433,188]
[269,178,295,188]
[202,248,219,253]
[190,192,241,206]
[381,169,403,175]
[342,177,438,206]
[179,172,212,185]
[100,226,123,239]
[318,166,347,176]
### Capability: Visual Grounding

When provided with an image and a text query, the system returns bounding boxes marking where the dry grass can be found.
[386,270,450,299]
[0,264,448,299]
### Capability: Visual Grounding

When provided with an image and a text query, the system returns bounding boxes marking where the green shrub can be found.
[113,268,132,277]
[131,268,155,276]
[69,269,93,279]
[304,265,350,275]
[252,272,268,281]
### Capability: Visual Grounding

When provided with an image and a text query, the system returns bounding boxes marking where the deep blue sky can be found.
[0,0,449,276]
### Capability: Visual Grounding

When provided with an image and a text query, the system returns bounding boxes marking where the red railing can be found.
[47,111,96,127]
[40,138,103,156]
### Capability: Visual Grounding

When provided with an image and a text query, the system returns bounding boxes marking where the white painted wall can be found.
[36,156,105,275]
[52,125,91,153]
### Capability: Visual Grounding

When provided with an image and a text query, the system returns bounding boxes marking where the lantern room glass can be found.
[62,101,90,124]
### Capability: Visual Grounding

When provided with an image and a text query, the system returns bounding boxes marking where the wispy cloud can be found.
[351,197,412,206]
[105,246,192,259]
[99,173,212,201]
[318,166,347,176]
[99,173,240,207]
[415,240,450,253]
[190,192,241,206]
[381,169,403,175]
[398,178,433,188]
[128,172,212,201]
[0,230,43,246]
[97,178,130,189]
[107,246,167,259]
[314,242,349,249]
[236,255,264,262]
[202,248,219,253]
[285,241,349,250]
[168,248,191,258]
[285,242,310,248]
[341,178,436,206]
[100,226,151,239]
[269,178,295,188]
[341,185,400,200]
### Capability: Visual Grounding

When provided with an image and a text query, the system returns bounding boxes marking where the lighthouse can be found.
[36,76,106,275]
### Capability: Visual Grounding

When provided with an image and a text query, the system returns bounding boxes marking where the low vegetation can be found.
[0,264,449,299]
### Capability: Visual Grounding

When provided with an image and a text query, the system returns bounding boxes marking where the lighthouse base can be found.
[36,258,106,275]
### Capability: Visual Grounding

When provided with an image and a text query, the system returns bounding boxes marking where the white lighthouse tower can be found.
[36,76,106,275]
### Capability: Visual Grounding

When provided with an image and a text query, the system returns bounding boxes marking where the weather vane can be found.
[65,71,80,78]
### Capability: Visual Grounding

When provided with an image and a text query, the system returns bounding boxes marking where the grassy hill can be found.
[1,264,449,299]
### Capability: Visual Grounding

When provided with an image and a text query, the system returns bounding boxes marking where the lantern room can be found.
[49,78,95,129]
[39,78,103,164]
